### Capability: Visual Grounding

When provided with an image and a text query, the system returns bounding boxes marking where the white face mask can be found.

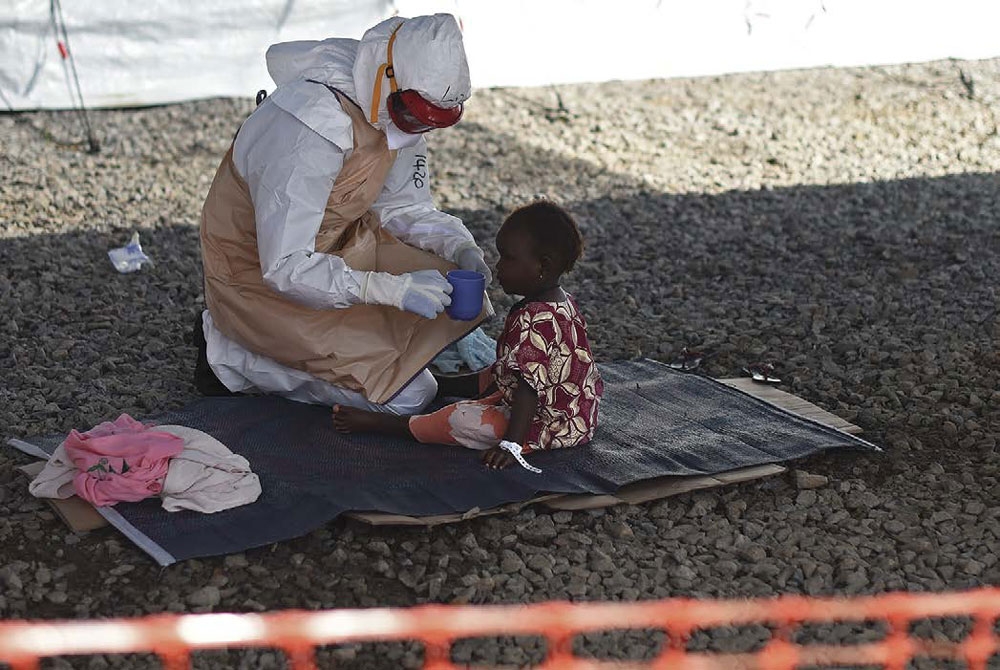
[383,120,422,150]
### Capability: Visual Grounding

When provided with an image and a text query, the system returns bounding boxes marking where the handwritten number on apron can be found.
[412,154,427,189]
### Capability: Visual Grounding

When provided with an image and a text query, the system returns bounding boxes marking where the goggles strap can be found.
[369,24,402,124]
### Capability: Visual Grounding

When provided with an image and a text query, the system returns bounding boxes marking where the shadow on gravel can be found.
[2,172,998,487]
[0,224,204,440]
[456,170,1000,480]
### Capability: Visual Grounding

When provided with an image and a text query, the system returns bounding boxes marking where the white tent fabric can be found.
[3,0,999,111]
[1,0,393,110]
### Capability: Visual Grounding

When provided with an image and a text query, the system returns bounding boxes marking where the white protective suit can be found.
[200,14,491,414]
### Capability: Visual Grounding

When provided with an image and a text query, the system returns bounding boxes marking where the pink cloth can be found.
[63,414,184,507]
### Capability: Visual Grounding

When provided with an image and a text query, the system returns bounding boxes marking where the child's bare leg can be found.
[432,370,480,398]
[433,367,496,399]
[332,404,414,438]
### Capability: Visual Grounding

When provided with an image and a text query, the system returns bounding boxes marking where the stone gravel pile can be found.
[2,57,1000,667]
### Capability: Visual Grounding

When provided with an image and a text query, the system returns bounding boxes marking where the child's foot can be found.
[332,404,385,433]
[332,405,415,438]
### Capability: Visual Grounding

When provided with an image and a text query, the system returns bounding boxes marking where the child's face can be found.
[494,224,542,297]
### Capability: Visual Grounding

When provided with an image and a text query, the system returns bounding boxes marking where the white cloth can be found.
[27,443,77,500]
[203,311,438,415]
[155,425,261,513]
[211,15,479,408]
[29,425,261,514]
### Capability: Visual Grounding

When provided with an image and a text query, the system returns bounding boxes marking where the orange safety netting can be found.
[2,587,999,669]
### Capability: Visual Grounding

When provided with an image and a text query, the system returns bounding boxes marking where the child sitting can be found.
[333,200,603,471]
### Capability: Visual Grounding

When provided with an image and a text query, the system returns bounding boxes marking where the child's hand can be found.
[481,445,514,469]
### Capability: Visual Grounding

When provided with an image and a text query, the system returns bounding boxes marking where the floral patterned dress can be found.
[408,295,603,453]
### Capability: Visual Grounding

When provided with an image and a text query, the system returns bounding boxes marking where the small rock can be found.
[606,520,634,539]
[450,585,476,604]
[795,471,829,490]
[965,501,985,516]
[725,500,748,520]
[398,569,419,589]
[518,516,557,544]
[715,560,740,576]
[427,577,444,600]
[46,590,68,604]
[367,541,391,557]
[186,586,221,608]
[589,549,615,573]
[673,565,698,581]
[796,490,818,507]
[458,532,479,551]
[526,554,554,572]
[0,568,23,591]
[331,645,358,662]
[843,568,869,591]
[883,520,907,534]
[739,544,768,562]
[963,559,985,576]
[224,554,249,569]
[500,549,525,573]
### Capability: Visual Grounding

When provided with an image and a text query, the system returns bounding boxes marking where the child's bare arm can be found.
[504,377,538,443]
[482,376,537,469]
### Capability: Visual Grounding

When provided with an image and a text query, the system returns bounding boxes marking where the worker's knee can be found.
[384,369,438,415]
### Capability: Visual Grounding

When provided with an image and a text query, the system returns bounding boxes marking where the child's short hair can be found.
[502,200,584,274]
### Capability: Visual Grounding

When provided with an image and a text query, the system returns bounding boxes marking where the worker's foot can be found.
[192,312,237,397]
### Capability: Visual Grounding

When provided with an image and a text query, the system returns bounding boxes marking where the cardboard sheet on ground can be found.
[7,360,875,566]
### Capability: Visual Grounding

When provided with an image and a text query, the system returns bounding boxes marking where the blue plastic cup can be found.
[446,270,485,321]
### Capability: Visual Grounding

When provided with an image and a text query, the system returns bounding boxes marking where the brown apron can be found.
[200,89,491,404]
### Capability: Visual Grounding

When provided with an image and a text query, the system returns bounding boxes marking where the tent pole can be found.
[50,0,100,153]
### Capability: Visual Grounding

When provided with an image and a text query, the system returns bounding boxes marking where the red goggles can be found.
[388,89,464,134]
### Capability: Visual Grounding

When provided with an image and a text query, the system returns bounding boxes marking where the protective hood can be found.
[266,37,358,99]
[353,14,471,130]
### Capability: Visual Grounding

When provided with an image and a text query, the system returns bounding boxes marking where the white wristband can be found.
[498,440,542,474]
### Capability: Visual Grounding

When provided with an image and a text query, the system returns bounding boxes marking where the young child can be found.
[333,200,603,471]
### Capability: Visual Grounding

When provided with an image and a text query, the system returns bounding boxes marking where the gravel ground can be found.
[2,57,1000,668]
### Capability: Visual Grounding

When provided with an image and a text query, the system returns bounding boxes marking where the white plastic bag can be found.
[108,232,152,273]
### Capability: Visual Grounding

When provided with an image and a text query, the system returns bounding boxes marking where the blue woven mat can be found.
[9,359,875,565]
